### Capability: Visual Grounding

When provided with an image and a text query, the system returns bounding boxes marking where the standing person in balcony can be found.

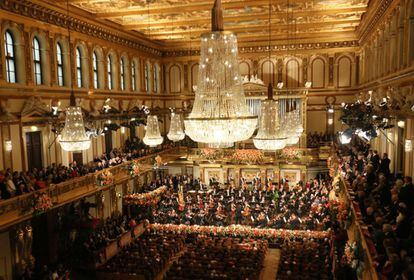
[398,176,414,213]
[5,173,16,197]
[379,153,391,178]
[371,150,380,172]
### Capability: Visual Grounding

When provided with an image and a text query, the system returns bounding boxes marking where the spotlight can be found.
[339,129,352,144]
[277,82,284,89]
[379,97,388,107]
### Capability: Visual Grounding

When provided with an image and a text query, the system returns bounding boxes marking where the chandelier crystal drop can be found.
[184,0,257,145]
[143,115,164,147]
[59,106,91,151]
[167,113,185,142]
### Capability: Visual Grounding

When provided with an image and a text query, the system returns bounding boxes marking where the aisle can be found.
[260,249,281,280]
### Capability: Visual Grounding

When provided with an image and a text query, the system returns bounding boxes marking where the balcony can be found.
[0,147,186,231]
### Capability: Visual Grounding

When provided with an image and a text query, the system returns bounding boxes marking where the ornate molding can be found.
[0,0,162,56]
[357,0,394,44]
[162,41,359,57]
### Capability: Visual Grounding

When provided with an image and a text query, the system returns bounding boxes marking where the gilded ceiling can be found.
[51,0,369,46]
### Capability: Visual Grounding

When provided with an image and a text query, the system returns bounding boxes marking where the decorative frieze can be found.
[163,41,359,57]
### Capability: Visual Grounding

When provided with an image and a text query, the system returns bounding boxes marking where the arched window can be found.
[169,65,182,93]
[93,51,99,89]
[4,31,16,83]
[144,63,149,92]
[76,47,83,87]
[56,42,64,86]
[107,56,113,90]
[131,61,136,91]
[337,56,352,88]
[120,58,126,90]
[153,64,158,93]
[32,37,42,85]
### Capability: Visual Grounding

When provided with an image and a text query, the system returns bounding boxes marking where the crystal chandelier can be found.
[184,0,257,145]
[254,85,287,150]
[59,103,91,151]
[253,0,286,151]
[143,115,163,147]
[59,0,90,152]
[167,112,185,142]
[279,98,303,146]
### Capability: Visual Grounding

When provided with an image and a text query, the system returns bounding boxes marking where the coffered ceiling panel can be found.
[50,0,369,46]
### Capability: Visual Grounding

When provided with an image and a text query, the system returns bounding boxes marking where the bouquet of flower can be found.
[230,149,264,164]
[278,147,303,161]
[96,170,114,187]
[200,148,223,162]
[128,160,142,177]
[343,241,359,268]
[33,192,53,215]
[123,186,167,206]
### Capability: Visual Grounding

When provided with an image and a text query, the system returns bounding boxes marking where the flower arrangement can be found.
[331,200,352,230]
[33,192,53,214]
[128,160,142,177]
[96,170,114,187]
[200,148,223,162]
[278,147,303,161]
[149,223,330,240]
[123,186,167,206]
[342,240,364,274]
[230,149,264,164]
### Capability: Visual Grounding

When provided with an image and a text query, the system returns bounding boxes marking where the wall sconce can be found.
[121,127,126,134]
[328,118,334,125]
[305,81,312,88]
[405,139,412,152]
[30,126,38,132]
[4,140,12,152]
[397,120,405,128]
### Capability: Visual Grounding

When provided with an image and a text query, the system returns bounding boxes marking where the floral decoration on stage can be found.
[200,148,223,162]
[128,160,142,177]
[33,192,53,215]
[123,186,167,206]
[277,147,303,161]
[230,149,264,164]
[148,223,330,240]
[96,170,114,187]
[199,149,265,164]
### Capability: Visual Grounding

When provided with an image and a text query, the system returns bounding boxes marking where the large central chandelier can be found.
[184,0,257,144]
